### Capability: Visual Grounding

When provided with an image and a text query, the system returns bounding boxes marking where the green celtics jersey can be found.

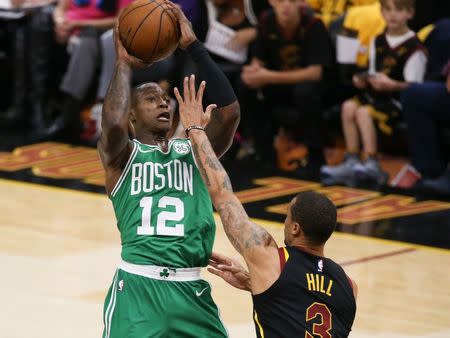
[109,138,216,268]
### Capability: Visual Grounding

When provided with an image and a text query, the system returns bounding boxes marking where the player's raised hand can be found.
[165,1,197,49]
[113,24,149,69]
[174,75,216,131]
[208,252,251,291]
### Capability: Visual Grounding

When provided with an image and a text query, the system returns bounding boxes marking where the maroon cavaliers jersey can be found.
[252,246,356,338]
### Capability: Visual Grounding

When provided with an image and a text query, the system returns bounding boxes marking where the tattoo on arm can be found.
[193,143,211,186]
[102,63,131,129]
[190,132,274,255]
[98,62,132,168]
[217,200,272,255]
[201,140,222,170]
[222,176,232,191]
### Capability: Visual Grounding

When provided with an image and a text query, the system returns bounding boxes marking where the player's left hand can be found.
[368,72,397,92]
[241,66,274,89]
[174,74,217,130]
[208,252,251,292]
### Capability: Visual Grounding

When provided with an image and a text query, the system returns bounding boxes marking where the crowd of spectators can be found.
[0,0,449,194]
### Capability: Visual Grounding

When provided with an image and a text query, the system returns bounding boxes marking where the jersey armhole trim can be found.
[278,247,289,271]
[110,142,138,198]
[254,311,265,338]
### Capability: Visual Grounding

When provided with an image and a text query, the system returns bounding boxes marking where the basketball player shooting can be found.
[97,2,239,337]
[174,77,358,338]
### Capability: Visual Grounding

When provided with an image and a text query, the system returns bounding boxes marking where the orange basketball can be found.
[118,0,180,63]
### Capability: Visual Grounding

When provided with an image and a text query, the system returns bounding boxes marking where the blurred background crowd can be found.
[0,0,449,194]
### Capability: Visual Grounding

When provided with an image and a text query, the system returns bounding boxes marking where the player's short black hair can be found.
[291,191,337,245]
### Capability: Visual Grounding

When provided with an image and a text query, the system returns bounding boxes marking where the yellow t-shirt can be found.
[306,0,378,26]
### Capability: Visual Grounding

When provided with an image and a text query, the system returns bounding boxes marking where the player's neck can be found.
[292,240,325,257]
[137,132,169,150]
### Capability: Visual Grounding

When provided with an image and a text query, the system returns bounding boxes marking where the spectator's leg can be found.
[1,17,29,126]
[402,82,450,178]
[292,82,323,152]
[341,99,360,153]
[46,30,101,141]
[355,106,377,156]
[353,105,387,183]
[250,87,276,166]
[96,29,114,101]
[60,33,100,101]
[29,5,57,132]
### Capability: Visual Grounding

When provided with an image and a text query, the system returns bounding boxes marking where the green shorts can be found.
[102,262,228,338]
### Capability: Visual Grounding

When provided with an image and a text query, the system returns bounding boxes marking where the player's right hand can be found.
[113,24,149,69]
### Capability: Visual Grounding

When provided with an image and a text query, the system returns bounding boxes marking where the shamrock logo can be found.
[160,268,169,279]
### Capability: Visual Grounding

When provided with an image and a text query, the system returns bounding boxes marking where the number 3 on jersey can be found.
[137,196,185,236]
[305,302,332,338]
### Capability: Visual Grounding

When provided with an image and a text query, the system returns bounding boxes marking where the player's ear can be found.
[292,222,301,236]
[128,119,136,139]
[129,108,137,123]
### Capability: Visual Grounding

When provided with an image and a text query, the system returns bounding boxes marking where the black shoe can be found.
[42,94,82,143]
[0,106,26,127]
[420,170,450,196]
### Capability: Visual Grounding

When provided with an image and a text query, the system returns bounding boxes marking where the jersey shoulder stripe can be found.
[110,141,138,198]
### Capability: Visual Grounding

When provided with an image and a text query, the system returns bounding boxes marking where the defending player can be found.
[174,77,357,337]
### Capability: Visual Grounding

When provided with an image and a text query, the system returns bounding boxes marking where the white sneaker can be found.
[353,158,388,184]
[320,155,360,185]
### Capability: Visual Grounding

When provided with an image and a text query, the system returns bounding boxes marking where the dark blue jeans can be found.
[401,82,450,177]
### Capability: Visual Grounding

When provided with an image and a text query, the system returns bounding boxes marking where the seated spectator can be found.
[202,0,259,158]
[321,0,427,185]
[0,0,57,132]
[240,0,332,175]
[401,64,450,194]
[400,19,450,195]
[43,0,131,142]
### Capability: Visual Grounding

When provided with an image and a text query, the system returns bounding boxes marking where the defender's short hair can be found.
[291,191,337,245]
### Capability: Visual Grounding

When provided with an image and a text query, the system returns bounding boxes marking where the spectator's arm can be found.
[303,19,332,69]
[53,0,69,23]
[265,65,323,84]
[368,72,409,92]
[70,17,117,30]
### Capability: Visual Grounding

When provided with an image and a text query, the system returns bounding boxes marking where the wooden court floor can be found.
[1,178,449,338]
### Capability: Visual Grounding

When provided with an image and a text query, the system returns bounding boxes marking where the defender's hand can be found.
[174,75,216,130]
[208,252,251,291]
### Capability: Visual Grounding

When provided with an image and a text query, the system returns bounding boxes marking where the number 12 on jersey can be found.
[137,196,185,236]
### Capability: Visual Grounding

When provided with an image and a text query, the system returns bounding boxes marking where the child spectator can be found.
[321,0,427,185]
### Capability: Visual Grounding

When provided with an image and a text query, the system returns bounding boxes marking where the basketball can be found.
[118,0,180,63]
